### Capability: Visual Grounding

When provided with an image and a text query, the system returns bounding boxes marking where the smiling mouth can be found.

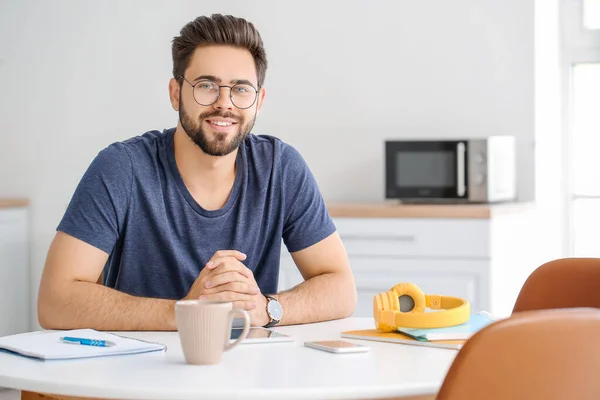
[207,120,237,127]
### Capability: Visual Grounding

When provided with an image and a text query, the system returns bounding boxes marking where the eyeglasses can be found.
[178,75,259,109]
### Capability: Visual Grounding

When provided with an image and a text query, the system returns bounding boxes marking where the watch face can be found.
[267,298,283,320]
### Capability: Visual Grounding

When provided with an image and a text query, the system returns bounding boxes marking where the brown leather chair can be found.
[436,307,600,400]
[512,258,600,313]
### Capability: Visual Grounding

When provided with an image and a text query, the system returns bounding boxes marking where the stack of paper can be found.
[0,328,166,360]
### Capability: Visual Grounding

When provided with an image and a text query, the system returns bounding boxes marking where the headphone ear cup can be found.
[373,291,398,332]
[374,292,384,311]
[386,290,400,311]
[373,292,389,331]
[391,282,427,313]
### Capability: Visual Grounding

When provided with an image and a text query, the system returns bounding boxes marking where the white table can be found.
[0,318,458,400]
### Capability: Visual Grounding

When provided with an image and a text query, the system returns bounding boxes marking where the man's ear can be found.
[169,78,181,111]
[256,87,266,114]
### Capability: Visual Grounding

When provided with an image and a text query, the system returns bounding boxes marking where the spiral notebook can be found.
[0,329,166,360]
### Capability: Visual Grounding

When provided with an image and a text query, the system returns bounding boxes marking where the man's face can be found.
[177,45,265,157]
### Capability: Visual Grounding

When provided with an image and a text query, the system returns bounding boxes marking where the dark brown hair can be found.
[172,14,268,87]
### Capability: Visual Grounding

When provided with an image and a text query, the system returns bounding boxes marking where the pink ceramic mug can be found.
[175,299,251,365]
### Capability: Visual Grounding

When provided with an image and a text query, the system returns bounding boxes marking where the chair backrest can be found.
[512,258,600,313]
[436,308,600,400]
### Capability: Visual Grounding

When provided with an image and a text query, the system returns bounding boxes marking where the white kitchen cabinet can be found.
[279,203,548,319]
[0,205,30,336]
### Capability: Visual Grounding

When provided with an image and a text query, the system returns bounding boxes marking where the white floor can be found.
[0,389,19,400]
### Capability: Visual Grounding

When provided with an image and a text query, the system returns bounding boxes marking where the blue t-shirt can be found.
[57,128,336,299]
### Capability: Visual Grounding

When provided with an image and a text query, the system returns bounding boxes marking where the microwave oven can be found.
[385,136,516,203]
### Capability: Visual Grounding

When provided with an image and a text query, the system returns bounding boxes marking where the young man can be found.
[37,14,356,330]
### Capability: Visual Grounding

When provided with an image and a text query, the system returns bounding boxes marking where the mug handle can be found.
[224,308,251,351]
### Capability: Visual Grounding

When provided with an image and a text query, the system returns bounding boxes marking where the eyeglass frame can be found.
[177,75,260,110]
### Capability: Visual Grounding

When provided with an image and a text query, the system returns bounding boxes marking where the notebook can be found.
[0,329,166,360]
[397,311,499,341]
[341,329,464,350]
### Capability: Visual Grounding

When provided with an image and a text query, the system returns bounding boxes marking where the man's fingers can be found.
[202,291,256,308]
[206,250,247,269]
[204,271,252,289]
[208,258,253,278]
[232,300,258,311]
[205,280,259,295]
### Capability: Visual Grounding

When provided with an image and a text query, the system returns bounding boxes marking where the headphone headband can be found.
[374,283,470,331]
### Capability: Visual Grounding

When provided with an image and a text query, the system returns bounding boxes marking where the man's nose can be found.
[212,86,234,110]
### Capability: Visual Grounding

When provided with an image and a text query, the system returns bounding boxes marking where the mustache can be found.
[199,111,242,122]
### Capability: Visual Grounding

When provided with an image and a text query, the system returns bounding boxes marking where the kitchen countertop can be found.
[326,201,535,219]
[0,198,534,217]
[0,199,29,209]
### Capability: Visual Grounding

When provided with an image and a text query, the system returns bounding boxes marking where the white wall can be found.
[0,0,535,328]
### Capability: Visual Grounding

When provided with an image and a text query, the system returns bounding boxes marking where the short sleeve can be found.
[281,144,336,253]
[57,143,133,254]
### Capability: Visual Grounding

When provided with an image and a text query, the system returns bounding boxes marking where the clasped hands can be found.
[184,250,269,327]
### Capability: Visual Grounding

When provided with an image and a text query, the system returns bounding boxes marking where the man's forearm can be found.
[272,272,357,326]
[38,281,177,331]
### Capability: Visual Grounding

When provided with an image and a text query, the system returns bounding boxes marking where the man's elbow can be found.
[339,272,357,318]
[38,309,55,330]
[38,295,58,329]
[38,301,56,329]
[37,285,67,330]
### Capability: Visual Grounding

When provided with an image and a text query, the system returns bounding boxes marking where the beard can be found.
[178,96,256,157]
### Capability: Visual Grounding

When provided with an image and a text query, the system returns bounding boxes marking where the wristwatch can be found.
[263,295,283,328]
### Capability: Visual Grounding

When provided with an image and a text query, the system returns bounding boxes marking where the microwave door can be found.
[385,140,468,201]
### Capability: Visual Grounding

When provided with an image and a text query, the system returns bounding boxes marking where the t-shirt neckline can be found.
[166,128,244,218]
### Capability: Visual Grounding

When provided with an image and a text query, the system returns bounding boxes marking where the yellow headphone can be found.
[373,282,470,332]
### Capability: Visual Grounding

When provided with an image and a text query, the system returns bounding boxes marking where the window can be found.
[571,65,600,256]
[571,63,600,198]
[584,0,600,29]
[563,0,600,255]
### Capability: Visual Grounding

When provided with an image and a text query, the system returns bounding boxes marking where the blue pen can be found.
[59,336,116,347]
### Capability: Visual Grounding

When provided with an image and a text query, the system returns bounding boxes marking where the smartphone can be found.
[304,340,370,354]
